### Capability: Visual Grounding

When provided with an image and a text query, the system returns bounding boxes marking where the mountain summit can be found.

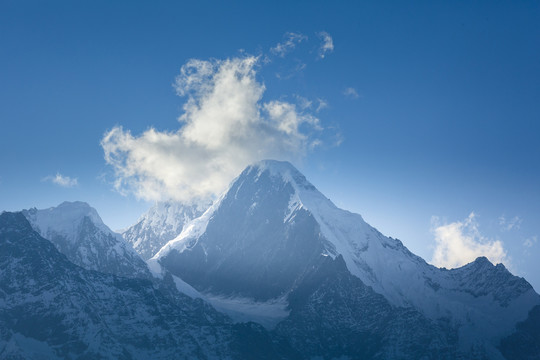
[153,159,540,357]
[23,201,150,279]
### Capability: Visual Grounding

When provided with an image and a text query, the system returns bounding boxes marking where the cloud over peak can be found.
[101,56,322,203]
[431,212,508,269]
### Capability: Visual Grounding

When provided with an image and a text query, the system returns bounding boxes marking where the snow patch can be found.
[204,294,289,329]
[172,275,204,299]
[147,258,204,299]
[153,192,226,259]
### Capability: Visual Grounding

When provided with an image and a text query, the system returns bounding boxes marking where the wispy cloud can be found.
[293,96,328,113]
[343,87,360,99]
[101,56,323,204]
[316,98,328,112]
[431,212,508,269]
[271,32,307,58]
[318,31,334,59]
[275,59,307,80]
[43,173,78,187]
[294,95,312,110]
[499,215,522,231]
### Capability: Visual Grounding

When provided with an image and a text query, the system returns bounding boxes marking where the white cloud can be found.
[431,213,509,269]
[101,56,322,204]
[318,31,334,59]
[499,215,522,231]
[43,173,78,187]
[271,32,307,57]
[343,87,360,99]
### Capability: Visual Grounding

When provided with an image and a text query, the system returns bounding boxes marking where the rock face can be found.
[154,160,540,359]
[23,201,150,279]
[0,212,296,360]
[275,255,461,360]
[122,201,206,260]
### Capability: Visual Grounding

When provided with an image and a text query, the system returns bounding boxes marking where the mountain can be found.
[22,201,150,279]
[3,160,538,359]
[0,211,298,359]
[153,160,540,359]
[122,201,206,260]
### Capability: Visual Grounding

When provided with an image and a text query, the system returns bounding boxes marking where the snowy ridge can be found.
[123,201,207,260]
[252,161,434,306]
[255,161,539,336]
[23,202,150,279]
[24,201,111,242]
[152,196,224,260]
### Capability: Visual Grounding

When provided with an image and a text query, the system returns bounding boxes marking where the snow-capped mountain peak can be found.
[23,202,150,278]
[23,201,110,242]
[153,160,540,350]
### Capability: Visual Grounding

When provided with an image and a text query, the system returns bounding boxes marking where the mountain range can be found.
[1,160,538,359]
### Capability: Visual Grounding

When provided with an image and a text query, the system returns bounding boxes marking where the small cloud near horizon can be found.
[430,212,509,269]
[43,173,78,188]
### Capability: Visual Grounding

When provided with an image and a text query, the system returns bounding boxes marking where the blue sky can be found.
[1,1,539,290]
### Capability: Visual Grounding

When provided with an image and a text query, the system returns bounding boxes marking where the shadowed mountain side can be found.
[0,212,297,359]
[23,202,151,279]
[500,305,540,360]
[275,255,463,360]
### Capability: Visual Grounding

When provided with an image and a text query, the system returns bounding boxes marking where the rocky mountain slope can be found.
[122,201,206,260]
[22,201,150,279]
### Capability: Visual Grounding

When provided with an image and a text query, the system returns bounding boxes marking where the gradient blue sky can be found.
[1,1,539,289]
